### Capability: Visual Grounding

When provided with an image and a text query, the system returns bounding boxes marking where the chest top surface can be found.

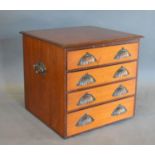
[21,26,143,49]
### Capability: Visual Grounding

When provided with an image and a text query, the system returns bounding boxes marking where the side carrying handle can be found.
[33,62,46,75]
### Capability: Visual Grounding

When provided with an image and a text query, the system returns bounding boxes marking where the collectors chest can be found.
[21,26,143,138]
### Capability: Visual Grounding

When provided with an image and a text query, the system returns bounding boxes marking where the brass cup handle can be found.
[77,93,96,106]
[112,85,128,97]
[114,48,131,60]
[33,62,46,75]
[78,52,97,66]
[112,104,127,116]
[77,73,96,86]
[76,113,94,127]
[113,66,129,78]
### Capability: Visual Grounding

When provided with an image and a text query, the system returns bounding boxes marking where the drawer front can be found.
[67,61,137,91]
[67,97,134,136]
[67,79,136,112]
[67,43,138,70]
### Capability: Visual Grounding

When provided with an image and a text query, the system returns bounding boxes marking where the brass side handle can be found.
[113,66,129,78]
[76,114,94,127]
[33,62,46,75]
[78,52,97,66]
[112,85,128,97]
[114,48,131,60]
[77,93,96,106]
[112,104,127,116]
[77,73,96,86]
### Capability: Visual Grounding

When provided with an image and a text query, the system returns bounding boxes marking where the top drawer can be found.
[67,43,138,71]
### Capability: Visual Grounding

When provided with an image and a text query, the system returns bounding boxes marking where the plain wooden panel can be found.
[23,35,66,137]
[67,97,134,136]
[67,43,138,70]
[67,61,137,91]
[67,79,136,112]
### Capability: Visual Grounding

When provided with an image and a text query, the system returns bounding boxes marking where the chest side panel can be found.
[23,35,66,137]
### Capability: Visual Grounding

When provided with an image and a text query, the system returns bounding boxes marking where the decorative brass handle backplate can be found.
[112,85,128,97]
[78,52,97,66]
[77,74,96,86]
[113,66,129,78]
[33,62,46,75]
[112,104,127,116]
[114,48,131,60]
[78,93,96,106]
[76,114,94,127]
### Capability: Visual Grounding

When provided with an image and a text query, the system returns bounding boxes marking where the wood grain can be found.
[21,26,143,50]
[22,26,142,138]
[67,61,137,91]
[67,97,134,136]
[23,35,66,137]
[67,79,136,112]
[67,43,138,70]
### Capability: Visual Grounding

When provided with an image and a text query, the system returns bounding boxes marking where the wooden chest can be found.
[21,26,143,138]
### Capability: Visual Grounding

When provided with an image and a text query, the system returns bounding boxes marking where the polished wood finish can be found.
[23,35,66,137]
[67,79,136,112]
[67,43,138,70]
[21,26,143,50]
[22,26,142,138]
[67,97,134,136]
[67,61,137,91]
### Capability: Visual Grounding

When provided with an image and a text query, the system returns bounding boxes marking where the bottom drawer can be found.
[67,97,135,136]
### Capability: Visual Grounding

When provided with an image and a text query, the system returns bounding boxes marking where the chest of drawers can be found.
[21,26,143,138]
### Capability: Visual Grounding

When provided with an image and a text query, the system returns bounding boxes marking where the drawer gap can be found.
[67,59,137,73]
[68,94,135,113]
[67,77,136,93]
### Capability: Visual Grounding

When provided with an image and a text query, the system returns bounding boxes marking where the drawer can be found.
[67,97,134,136]
[67,79,136,112]
[67,43,138,71]
[67,61,137,91]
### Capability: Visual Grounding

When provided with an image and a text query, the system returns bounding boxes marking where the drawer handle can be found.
[78,52,97,66]
[113,66,129,78]
[76,114,94,127]
[33,62,46,75]
[112,104,127,116]
[77,73,96,86]
[112,85,128,97]
[78,93,96,106]
[114,48,131,60]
